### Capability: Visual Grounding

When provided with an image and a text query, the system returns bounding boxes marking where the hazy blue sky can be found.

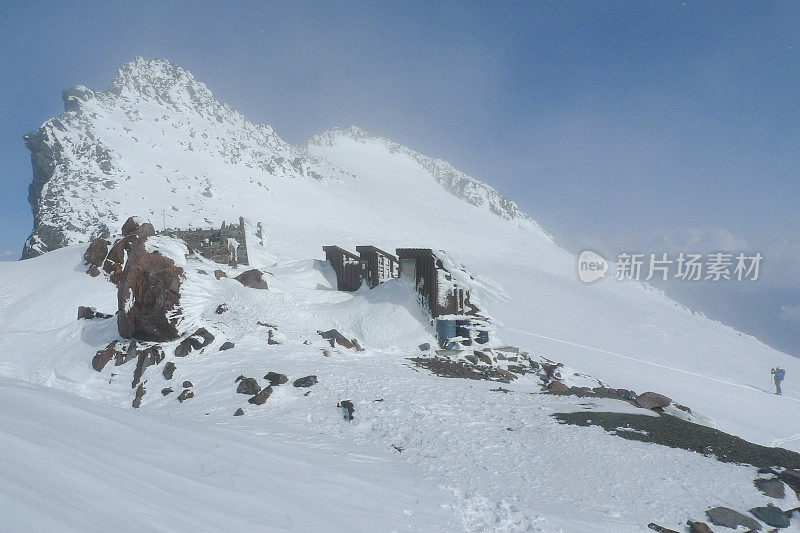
[1,1,798,354]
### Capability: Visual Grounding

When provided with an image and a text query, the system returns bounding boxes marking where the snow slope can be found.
[0,377,455,532]
[2,243,800,532]
[5,57,800,531]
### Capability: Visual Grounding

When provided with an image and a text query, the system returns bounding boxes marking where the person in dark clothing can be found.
[771,367,786,395]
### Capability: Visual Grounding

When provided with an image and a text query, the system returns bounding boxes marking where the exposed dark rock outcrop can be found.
[121,216,142,236]
[338,400,355,421]
[162,361,176,380]
[117,245,183,341]
[634,392,672,411]
[706,507,762,531]
[219,341,235,351]
[248,386,272,405]
[236,377,261,395]
[750,504,789,528]
[234,408,244,416]
[755,477,786,499]
[132,345,165,388]
[318,329,360,350]
[92,341,120,372]
[265,372,288,386]
[177,389,194,402]
[686,521,713,533]
[132,383,146,408]
[161,387,173,396]
[293,375,318,388]
[78,306,112,320]
[83,238,110,266]
[234,269,268,289]
[174,327,214,357]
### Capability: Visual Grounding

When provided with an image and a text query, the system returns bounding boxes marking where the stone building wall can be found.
[162,217,249,266]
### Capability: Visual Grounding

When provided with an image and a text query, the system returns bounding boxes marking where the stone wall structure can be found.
[163,217,248,266]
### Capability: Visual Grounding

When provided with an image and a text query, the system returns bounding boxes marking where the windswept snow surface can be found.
[6,58,800,531]
[0,377,455,533]
[2,244,800,532]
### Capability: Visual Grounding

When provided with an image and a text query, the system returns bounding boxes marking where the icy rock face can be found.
[22,57,546,258]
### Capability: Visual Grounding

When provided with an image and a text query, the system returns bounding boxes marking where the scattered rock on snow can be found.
[219,341,235,351]
[635,392,672,410]
[132,345,165,388]
[83,238,110,266]
[686,521,713,533]
[177,389,194,403]
[92,341,120,372]
[293,375,318,388]
[264,372,288,386]
[78,306,112,320]
[592,387,637,400]
[132,383,146,408]
[755,477,786,499]
[418,343,431,351]
[236,377,261,395]
[475,351,492,365]
[337,400,355,421]
[267,329,280,345]
[546,381,569,393]
[115,341,138,366]
[706,506,763,530]
[174,327,215,357]
[215,303,228,314]
[162,361,176,380]
[161,387,173,396]
[646,524,679,533]
[318,329,353,349]
[750,504,790,528]
[234,269,268,289]
[248,386,272,405]
[214,269,227,279]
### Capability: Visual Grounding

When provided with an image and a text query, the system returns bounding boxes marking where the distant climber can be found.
[771,367,786,395]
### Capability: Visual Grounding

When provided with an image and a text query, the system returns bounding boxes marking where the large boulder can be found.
[293,375,318,388]
[635,392,672,410]
[83,238,110,266]
[121,216,144,236]
[265,372,288,386]
[750,504,790,528]
[236,376,261,395]
[234,269,268,289]
[706,507,762,531]
[117,249,183,342]
[755,477,786,499]
[248,386,273,405]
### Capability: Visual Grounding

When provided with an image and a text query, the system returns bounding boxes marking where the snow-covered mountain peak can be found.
[21,58,548,258]
[107,58,217,114]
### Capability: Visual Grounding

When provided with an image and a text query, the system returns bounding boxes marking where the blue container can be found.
[436,319,458,349]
